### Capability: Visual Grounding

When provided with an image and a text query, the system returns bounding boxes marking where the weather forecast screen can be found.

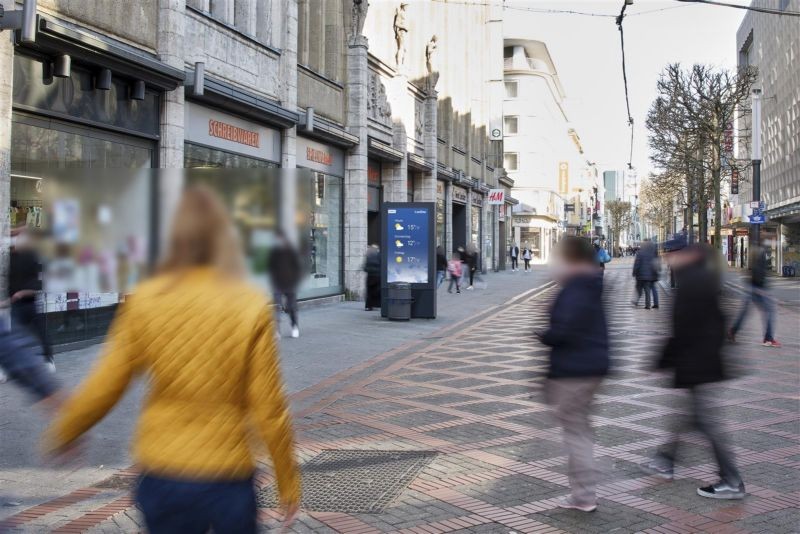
[386,207,429,284]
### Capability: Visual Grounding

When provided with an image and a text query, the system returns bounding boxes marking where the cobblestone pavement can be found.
[2,260,798,533]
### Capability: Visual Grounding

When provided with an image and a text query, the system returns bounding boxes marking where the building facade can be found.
[502,40,595,263]
[734,0,800,275]
[0,0,509,344]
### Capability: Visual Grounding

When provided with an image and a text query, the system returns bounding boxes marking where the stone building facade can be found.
[0,0,508,321]
[734,0,800,275]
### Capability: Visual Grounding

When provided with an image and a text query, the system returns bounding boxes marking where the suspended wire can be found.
[675,0,800,17]
[430,0,693,17]
[616,1,635,169]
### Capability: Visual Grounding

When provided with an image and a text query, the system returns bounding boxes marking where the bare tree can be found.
[640,176,674,242]
[605,200,632,254]
[646,63,756,247]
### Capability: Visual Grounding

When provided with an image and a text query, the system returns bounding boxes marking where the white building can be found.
[502,39,593,263]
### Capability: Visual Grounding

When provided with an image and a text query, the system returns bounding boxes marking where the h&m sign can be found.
[487,189,505,205]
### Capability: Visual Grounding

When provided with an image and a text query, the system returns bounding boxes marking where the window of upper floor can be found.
[504,116,519,135]
[504,81,518,99]
[504,152,519,171]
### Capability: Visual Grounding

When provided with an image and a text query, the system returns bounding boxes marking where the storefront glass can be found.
[471,201,482,248]
[521,227,542,260]
[781,222,800,276]
[10,114,156,346]
[185,143,278,168]
[298,172,343,298]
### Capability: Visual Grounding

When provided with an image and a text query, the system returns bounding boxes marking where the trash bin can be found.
[387,282,412,321]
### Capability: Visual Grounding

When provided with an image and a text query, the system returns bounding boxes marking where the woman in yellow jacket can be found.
[44,186,300,533]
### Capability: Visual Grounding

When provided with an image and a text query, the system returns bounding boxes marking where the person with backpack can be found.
[522,245,532,272]
[447,252,463,293]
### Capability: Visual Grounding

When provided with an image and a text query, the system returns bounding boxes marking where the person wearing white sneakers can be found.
[509,243,519,271]
[268,230,303,339]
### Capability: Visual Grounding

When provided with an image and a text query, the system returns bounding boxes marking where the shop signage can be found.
[487,189,505,205]
[749,213,766,224]
[184,102,280,162]
[558,162,569,194]
[452,186,468,204]
[735,228,749,236]
[564,203,575,213]
[208,119,260,148]
[296,136,345,175]
[730,169,739,195]
[472,194,483,207]
[368,160,381,185]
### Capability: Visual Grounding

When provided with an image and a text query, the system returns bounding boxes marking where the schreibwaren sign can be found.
[208,120,260,148]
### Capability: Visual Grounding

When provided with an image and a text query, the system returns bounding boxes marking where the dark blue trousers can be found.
[136,475,257,534]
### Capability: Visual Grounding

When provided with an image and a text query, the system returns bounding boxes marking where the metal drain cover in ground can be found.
[257,449,437,513]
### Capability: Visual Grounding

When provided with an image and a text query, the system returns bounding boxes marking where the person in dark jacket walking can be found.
[364,244,381,310]
[538,236,609,512]
[268,230,303,338]
[729,245,780,347]
[509,242,519,271]
[435,246,447,288]
[631,239,660,309]
[7,227,54,370]
[640,240,745,500]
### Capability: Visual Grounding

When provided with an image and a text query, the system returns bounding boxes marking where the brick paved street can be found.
[2,260,799,533]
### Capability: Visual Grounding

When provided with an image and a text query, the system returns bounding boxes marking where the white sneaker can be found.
[291,326,300,338]
[466,286,474,290]
[46,361,56,373]
[556,495,597,512]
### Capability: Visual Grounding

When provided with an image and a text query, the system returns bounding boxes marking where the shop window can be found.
[504,116,519,135]
[504,81,518,99]
[504,152,519,171]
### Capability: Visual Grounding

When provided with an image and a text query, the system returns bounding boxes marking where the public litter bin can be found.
[387,282,412,321]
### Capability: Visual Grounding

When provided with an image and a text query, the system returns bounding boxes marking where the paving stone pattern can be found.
[1,262,798,533]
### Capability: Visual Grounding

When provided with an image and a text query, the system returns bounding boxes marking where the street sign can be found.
[487,189,505,205]
[749,214,766,224]
[759,200,766,210]
[749,201,760,208]
[564,203,575,212]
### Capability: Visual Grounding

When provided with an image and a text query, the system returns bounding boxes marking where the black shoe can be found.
[645,306,651,310]
[651,305,659,309]
[697,481,746,500]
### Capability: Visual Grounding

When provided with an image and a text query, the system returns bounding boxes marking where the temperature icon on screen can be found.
[394,223,404,231]
[395,240,404,248]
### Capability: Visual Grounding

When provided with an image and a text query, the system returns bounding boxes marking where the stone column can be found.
[279,0,298,244]
[343,34,369,300]
[445,182,453,258]
[386,74,409,203]
[465,189,473,251]
[0,0,15,318]
[156,0,186,252]
[419,89,438,203]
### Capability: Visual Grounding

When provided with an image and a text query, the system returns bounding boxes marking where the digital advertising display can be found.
[386,206,430,284]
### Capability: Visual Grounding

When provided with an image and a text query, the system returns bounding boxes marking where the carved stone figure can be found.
[425,34,439,91]
[367,72,392,126]
[393,3,408,69]
[350,0,368,40]
[415,100,424,140]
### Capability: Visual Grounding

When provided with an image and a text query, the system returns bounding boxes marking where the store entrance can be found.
[368,211,380,247]
[452,203,467,253]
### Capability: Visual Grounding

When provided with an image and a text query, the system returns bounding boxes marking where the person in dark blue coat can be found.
[632,239,661,309]
[538,236,609,513]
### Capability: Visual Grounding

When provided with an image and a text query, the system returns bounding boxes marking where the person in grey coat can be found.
[632,240,660,309]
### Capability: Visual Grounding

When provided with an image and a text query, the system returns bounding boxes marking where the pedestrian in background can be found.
[510,242,519,271]
[8,226,54,371]
[632,239,660,309]
[522,245,532,272]
[729,245,781,347]
[44,186,301,532]
[269,229,303,338]
[436,246,447,289]
[593,239,611,273]
[364,244,382,310]
[538,236,609,513]
[640,239,745,500]
[447,252,462,293]
[466,243,479,290]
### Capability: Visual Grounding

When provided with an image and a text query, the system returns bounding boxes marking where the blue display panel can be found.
[386,206,429,284]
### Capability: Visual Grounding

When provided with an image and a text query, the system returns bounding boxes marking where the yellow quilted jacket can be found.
[45,267,300,504]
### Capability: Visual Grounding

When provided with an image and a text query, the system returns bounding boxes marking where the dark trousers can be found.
[732,287,774,342]
[511,257,518,269]
[448,274,460,292]
[273,291,298,327]
[136,475,257,534]
[656,386,742,486]
[635,280,659,308]
[11,299,52,363]
[523,259,531,271]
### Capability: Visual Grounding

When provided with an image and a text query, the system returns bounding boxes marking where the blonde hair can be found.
[160,185,245,277]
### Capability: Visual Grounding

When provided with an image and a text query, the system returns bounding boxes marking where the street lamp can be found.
[751,88,762,246]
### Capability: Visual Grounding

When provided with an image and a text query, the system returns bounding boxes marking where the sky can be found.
[503,0,754,179]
